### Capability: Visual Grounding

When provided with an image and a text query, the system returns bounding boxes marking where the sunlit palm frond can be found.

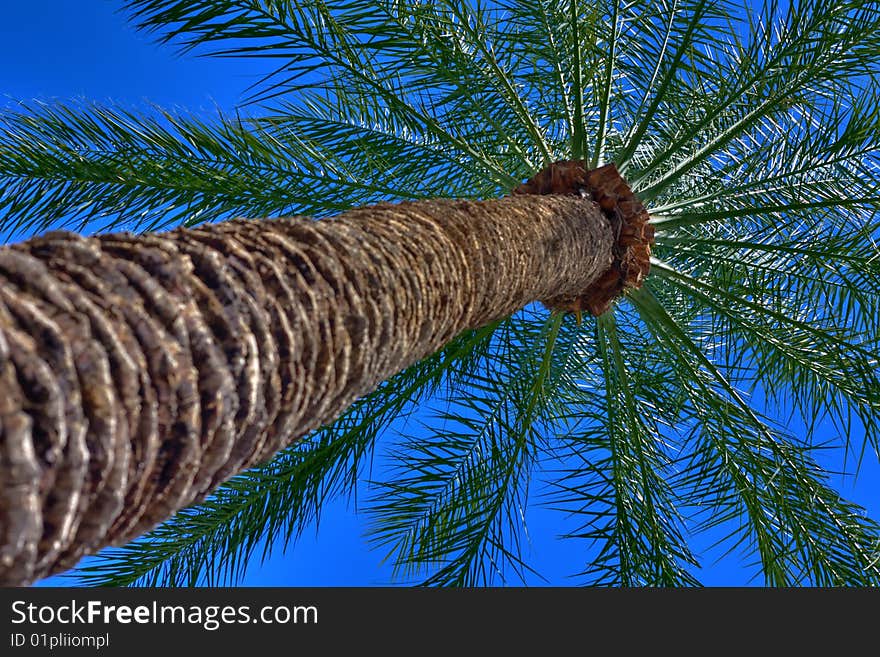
[547,311,700,586]
[0,100,452,238]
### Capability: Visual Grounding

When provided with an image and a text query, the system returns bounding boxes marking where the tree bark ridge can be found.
[0,193,612,584]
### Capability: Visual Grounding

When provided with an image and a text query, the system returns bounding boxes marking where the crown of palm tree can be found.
[1,0,879,586]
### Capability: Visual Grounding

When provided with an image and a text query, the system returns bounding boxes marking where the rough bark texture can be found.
[515,161,654,316]
[0,191,614,585]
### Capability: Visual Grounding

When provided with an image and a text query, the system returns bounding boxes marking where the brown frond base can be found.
[513,160,654,317]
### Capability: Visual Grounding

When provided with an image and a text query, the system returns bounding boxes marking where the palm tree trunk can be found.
[0,161,650,585]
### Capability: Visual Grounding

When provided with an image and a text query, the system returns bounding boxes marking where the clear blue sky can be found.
[2,1,877,586]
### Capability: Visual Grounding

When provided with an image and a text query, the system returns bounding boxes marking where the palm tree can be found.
[1,0,878,587]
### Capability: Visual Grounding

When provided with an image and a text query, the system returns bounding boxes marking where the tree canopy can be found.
[1,0,879,586]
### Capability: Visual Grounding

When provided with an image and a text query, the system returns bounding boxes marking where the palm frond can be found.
[0,100,441,238]
[547,310,699,585]
[630,285,880,585]
[366,312,567,585]
[630,0,880,200]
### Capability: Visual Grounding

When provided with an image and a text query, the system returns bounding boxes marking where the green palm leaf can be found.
[3,0,879,586]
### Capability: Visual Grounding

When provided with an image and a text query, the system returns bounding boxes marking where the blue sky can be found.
[2,1,878,586]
